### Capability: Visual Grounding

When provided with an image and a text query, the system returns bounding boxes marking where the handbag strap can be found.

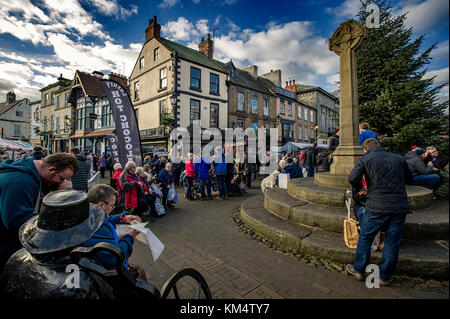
[344,189,352,219]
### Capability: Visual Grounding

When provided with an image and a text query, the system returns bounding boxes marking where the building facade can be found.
[30,100,41,145]
[0,91,31,141]
[285,82,338,145]
[39,75,72,152]
[226,63,277,137]
[68,70,126,154]
[129,17,229,153]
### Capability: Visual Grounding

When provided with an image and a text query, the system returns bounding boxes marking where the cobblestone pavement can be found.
[99,176,447,299]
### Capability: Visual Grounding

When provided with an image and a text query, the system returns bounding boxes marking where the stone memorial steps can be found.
[287,178,434,211]
[240,195,449,280]
[264,188,449,241]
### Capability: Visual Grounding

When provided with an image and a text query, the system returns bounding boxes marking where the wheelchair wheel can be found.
[160,268,212,299]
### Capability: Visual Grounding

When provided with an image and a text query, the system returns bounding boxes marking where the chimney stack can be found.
[284,78,296,93]
[145,16,161,42]
[199,33,213,59]
[6,91,16,104]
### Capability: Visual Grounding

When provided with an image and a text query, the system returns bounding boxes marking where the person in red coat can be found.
[118,161,149,217]
[185,153,195,200]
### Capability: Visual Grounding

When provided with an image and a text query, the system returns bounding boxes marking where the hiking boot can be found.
[345,264,364,281]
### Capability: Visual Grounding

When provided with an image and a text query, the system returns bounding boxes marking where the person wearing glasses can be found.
[0,152,78,274]
[424,147,449,170]
[84,183,146,280]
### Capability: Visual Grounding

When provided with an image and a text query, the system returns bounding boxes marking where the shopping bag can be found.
[169,187,178,204]
[278,173,290,189]
[151,184,163,197]
[154,198,166,216]
[168,186,176,201]
[343,192,359,249]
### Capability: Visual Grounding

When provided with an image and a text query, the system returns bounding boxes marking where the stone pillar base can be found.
[314,172,350,189]
[330,145,364,176]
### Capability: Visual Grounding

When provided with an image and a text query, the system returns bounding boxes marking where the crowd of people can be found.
[0,118,448,295]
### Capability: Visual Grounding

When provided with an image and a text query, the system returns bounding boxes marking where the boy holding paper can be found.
[85,184,147,281]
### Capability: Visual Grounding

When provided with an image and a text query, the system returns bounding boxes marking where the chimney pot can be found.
[207,33,210,40]
[286,81,288,86]
[293,79,295,85]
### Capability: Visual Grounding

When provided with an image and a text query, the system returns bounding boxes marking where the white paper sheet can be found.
[115,222,164,261]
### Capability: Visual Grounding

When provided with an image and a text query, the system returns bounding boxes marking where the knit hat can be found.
[413,147,426,156]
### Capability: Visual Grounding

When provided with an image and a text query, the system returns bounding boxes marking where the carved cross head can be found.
[329,20,366,56]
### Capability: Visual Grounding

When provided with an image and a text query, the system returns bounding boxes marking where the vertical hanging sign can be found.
[101,79,143,167]
[106,131,120,165]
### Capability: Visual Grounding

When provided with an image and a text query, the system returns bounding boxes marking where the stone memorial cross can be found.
[328,20,367,176]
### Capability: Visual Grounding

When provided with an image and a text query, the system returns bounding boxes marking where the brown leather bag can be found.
[343,192,360,249]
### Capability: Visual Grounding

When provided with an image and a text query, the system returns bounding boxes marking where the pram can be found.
[230,171,245,195]
[182,173,202,200]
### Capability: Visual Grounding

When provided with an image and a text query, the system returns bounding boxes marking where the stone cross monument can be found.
[328,20,367,176]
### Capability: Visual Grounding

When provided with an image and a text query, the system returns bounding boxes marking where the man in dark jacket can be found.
[316,149,330,172]
[32,146,45,160]
[404,148,440,189]
[70,148,91,192]
[328,129,340,152]
[304,143,318,177]
[346,138,413,286]
[0,153,78,274]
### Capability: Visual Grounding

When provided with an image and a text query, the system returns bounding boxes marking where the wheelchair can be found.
[69,242,212,299]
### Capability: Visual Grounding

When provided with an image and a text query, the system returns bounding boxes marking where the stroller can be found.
[183,174,201,200]
[230,171,245,195]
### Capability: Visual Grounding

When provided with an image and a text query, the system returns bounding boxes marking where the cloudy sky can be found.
[0,0,448,103]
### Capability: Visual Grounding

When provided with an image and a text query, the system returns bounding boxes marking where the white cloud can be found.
[424,67,449,85]
[325,0,360,20]
[395,0,449,33]
[0,0,141,102]
[161,17,339,90]
[162,17,200,42]
[158,0,180,9]
[432,40,449,61]
[88,0,138,20]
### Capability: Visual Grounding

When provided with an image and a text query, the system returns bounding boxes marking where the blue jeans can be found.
[353,211,407,282]
[412,174,440,189]
[185,176,193,198]
[305,166,315,177]
[199,178,212,199]
[216,175,227,198]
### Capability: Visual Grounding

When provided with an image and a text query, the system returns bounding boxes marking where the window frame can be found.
[154,47,159,61]
[209,73,219,95]
[159,67,167,89]
[263,98,269,117]
[190,99,201,124]
[190,67,201,91]
[280,99,285,115]
[210,103,219,128]
[134,81,140,100]
[251,96,258,115]
[237,91,245,112]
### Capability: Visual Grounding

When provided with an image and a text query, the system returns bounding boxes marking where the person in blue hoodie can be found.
[0,153,78,273]
[212,146,227,200]
[194,155,213,200]
[85,184,146,280]
[359,122,378,145]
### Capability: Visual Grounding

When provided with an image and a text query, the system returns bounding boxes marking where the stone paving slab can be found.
[209,263,261,296]
[126,184,447,299]
[243,285,285,299]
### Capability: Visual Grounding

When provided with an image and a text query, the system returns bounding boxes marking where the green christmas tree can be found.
[355,0,448,155]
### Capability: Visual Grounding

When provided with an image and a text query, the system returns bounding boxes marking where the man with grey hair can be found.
[424,146,448,170]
